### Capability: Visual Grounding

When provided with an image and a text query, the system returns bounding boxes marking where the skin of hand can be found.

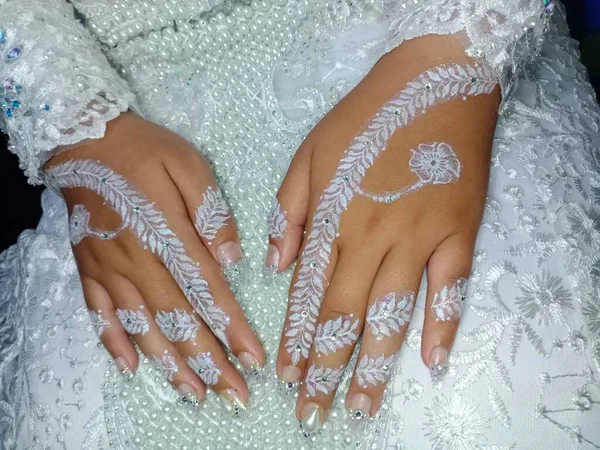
[45,113,265,409]
[268,34,501,430]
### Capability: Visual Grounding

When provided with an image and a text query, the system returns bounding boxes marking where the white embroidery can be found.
[69,204,125,245]
[432,277,468,321]
[88,309,110,337]
[155,309,201,342]
[116,308,150,336]
[305,364,346,398]
[285,63,497,364]
[194,186,230,242]
[366,291,415,341]
[46,160,231,347]
[314,314,359,356]
[151,351,179,382]
[355,354,397,388]
[187,352,221,387]
[267,199,288,240]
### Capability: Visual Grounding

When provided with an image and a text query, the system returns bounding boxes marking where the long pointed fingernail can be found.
[217,241,243,265]
[263,244,279,278]
[429,346,449,385]
[300,403,324,438]
[348,393,371,420]
[280,365,301,383]
[178,384,201,408]
[238,352,262,374]
[219,389,246,417]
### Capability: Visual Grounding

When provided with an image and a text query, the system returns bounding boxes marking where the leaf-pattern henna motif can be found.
[88,309,110,337]
[305,364,346,398]
[355,354,397,388]
[187,352,221,386]
[366,291,415,341]
[46,160,231,347]
[267,199,288,240]
[432,277,468,321]
[155,309,201,342]
[69,204,91,245]
[117,308,150,336]
[151,351,179,382]
[314,314,359,355]
[195,186,230,241]
[285,63,497,364]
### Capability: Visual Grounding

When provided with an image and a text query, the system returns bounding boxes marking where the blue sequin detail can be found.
[6,47,21,61]
[0,30,6,45]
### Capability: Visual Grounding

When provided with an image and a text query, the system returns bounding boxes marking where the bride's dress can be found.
[1,1,599,448]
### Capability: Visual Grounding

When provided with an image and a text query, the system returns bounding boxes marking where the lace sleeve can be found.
[0,0,137,184]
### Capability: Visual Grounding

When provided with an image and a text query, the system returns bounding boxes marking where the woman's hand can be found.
[46,113,264,414]
[268,35,501,434]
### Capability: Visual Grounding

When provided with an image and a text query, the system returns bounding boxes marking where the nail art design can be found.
[188,352,221,386]
[355,354,397,388]
[300,403,323,438]
[432,277,468,321]
[366,291,415,341]
[285,63,497,365]
[314,314,359,356]
[47,160,231,347]
[88,309,110,337]
[69,204,125,245]
[429,346,449,385]
[195,186,230,242]
[305,364,345,397]
[219,389,246,417]
[155,309,201,342]
[117,308,150,336]
[151,350,179,382]
[267,199,288,240]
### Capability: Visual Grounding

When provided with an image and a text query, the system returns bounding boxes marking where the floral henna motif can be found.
[116,307,150,336]
[267,199,288,240]
[355,354,397,388]
[155,309,201,342]
[46,160,231,347]
[432,277,468,321]
[305,364,346,398]
[151,351,179,382]
[88,309,110,337]
[285,63,497,365]
[366,291,415,341]
[195,186,230,242]
[69,204,125,245]
[187,352,221,386]
[314,314,360,356]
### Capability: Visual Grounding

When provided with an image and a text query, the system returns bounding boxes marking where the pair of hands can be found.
[46,36,500,429]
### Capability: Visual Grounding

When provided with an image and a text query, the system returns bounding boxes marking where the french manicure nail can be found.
[264,244,279,278]
[348,393,371,420]
[300,403,324,438]
[219,389,246,417]
[280,365,301,383]
[115,357,134,380]
[429,346,449,384]
[217,241,243,266]
[178,384,201,407]
[238,351,261,373]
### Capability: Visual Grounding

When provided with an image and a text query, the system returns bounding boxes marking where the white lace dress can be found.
[1,1,599,449]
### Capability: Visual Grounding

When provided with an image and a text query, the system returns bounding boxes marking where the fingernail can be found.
[263,244,279,278]
[238,351,262,373]
[217,241,243,265]
[178,384,201,408]
[115,357,134,380]
[429,346,449,385]
[280,365,301,383]
[348,393,371,420]
[299,403,324,438]
[219,389,246,417]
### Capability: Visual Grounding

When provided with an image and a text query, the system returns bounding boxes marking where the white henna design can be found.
[69,204,125,245]
[46,160,231,347]
[88,309,110,337]
[366,291,414,341]
[355,354,397,388]
[188,352,221,386]
[305,364,345,398]
[151,351,179,382]
[314,314,359,356]
[432,277,468,321]
[195,186,230,242]
[156,309,201,342]
[285,63,497,364]
[117,308,150,336]
[267,199,288,240]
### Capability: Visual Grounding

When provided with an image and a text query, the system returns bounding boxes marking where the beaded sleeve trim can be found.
[195,186,230,242]
[46,159,231,347]
[285,63,497,364]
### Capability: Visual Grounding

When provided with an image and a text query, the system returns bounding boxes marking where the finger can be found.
[102,273,207,403]
[265,142,311,275]
[164,149,243,271]
[295,247,381,438]
[421,231,474,385]
[81,274,139,374]
[346,245,428,420]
